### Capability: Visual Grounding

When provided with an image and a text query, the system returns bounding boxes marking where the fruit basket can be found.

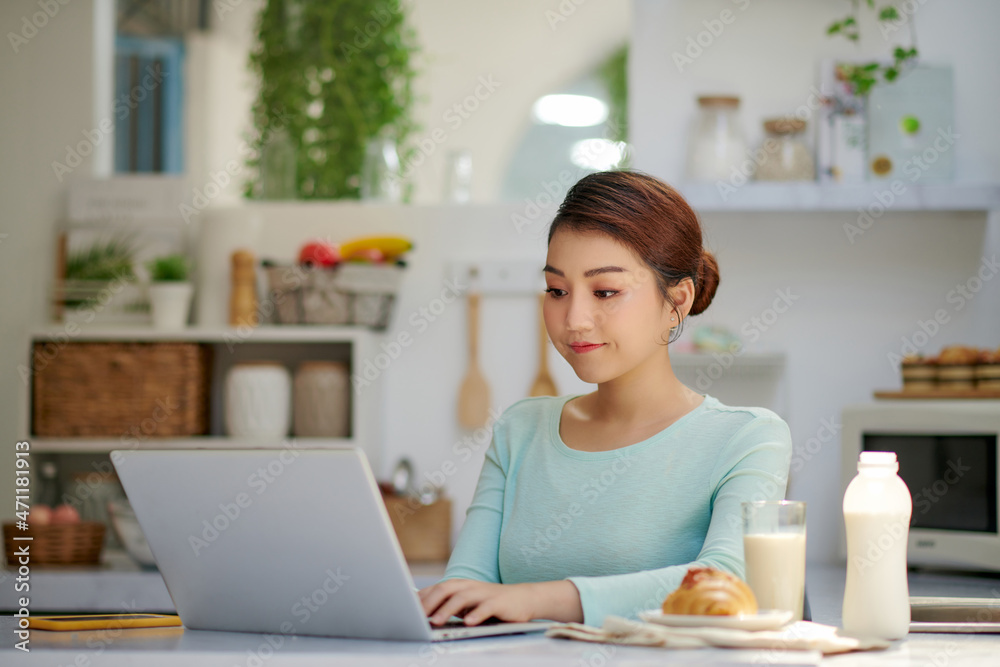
[261,262,405,330]
[3,522,106,566]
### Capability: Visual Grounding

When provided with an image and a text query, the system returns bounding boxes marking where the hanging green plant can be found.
[597,44,628,144]
[826,1,918,96]
[244,0,420,199]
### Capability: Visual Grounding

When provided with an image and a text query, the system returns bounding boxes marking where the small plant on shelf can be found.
[146,254,191,282]
[145,254,194,330]
[62,235,139,310]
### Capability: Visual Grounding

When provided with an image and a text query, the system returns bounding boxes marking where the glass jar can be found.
[686,96,747,181]
[443,149,473,203]
[260,127,298,199]
[360,135,402,202]
[753,118,815,181]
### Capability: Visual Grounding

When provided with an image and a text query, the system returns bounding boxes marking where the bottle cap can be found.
[858,451,899,471]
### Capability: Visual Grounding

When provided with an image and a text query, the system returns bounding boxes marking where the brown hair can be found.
[548,170,719,338]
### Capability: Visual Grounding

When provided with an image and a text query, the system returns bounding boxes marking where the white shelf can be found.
[30,324,377,344]
[29,436,359,454]
[678,182,1000,212]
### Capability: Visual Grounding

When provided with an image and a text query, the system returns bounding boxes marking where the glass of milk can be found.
[741,500,807,621]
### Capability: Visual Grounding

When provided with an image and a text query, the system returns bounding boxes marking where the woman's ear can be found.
[668,278,696,322]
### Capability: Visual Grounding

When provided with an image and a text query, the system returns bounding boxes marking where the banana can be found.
[339,235,414,259]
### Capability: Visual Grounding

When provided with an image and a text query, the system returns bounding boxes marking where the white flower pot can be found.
[149,282,194,330]
[225,362,292,438]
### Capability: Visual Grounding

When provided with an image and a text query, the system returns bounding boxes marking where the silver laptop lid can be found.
[112,446,436,641]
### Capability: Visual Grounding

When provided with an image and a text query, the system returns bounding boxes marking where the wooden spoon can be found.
[457,288,491,429]
[529,292,558,397]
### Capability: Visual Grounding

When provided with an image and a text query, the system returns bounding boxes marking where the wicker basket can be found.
[32,342,211,437]
[383,496,451,562]
[262,262,404,330]
[3,522,106,566]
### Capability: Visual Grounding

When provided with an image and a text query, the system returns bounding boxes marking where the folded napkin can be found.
[545,616,890,655]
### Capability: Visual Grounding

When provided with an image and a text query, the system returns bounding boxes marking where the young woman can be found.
[419,171,792,628]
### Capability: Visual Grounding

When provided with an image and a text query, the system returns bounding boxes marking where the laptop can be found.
[112,447,556,641]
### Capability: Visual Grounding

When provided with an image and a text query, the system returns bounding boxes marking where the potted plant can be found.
[61,235,141,322]
[146,254,193,330]
[244,0,419,200]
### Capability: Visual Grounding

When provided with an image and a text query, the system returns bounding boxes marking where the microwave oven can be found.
[840,401,1000,572]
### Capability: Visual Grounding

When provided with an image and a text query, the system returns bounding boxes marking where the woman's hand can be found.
[418,579,583,626]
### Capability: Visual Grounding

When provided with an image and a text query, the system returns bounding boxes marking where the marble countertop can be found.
[2,563,1000,666]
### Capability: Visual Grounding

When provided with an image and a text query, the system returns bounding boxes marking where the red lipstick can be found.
[569,342,605,354]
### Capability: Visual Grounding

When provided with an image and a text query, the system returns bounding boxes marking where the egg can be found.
[29,504,53,525]
[51,504,81,524]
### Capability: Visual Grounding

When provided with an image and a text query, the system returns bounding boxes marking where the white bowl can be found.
[107,498,156,568]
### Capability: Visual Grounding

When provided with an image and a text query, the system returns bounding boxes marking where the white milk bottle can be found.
[842,451,912,639]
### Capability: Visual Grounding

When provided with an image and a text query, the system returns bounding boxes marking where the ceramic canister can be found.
[293,361,350,437]
[225,362,292,437]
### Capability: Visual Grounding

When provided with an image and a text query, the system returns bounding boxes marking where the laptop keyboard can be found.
[436,616,505,627]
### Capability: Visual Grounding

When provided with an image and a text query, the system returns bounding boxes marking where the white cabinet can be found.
[24,325,385,475]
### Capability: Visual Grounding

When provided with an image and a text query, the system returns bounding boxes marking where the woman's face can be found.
[543,229,680,385]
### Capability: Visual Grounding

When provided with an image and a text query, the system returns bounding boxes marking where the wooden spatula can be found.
[529,292,558,397]
[458,288,491,429]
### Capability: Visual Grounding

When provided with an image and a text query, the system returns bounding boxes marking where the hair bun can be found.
[691,250,719,316]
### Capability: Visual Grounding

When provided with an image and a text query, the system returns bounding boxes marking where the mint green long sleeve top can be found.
[439,393,793,627]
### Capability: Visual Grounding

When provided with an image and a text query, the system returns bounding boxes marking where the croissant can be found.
[662,567,758,616]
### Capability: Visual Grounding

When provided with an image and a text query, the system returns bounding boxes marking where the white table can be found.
[3,565,1000,666]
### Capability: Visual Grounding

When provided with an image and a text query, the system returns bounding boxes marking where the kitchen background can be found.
[1,0,998,573]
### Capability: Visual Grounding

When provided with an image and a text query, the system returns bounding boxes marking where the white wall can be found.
[631,0,1000,563]
[0,0,110,526]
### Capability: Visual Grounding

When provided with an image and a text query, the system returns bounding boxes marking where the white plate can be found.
[639,609,794,631]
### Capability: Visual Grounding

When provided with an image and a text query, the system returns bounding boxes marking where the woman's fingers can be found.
[429,586,487,625]
[418,580,459,616]
[429,590,473,624]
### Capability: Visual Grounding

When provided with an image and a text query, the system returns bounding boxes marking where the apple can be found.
[29,504,53,526]
[298,241,341,268]
[346,247,385,263]
[51,504,81,525]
